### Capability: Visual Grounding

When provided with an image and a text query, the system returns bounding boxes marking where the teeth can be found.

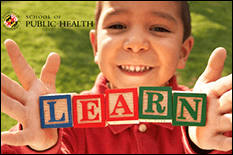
[141,66,145,72]
[136,66,140,72]
[130,66,134,72]
[120,65,151,72]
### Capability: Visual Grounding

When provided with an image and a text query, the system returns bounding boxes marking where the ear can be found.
[89,29,98,64]
[177,36,194,69]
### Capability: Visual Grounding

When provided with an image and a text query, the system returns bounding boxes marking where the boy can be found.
[1,1,232,154]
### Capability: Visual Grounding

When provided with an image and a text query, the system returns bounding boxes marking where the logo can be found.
[2,12,20,30]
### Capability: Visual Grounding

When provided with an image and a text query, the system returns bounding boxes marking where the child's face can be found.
[90,1,194,89]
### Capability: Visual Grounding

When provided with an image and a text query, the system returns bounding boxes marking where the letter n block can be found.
[73,94,106,128]
[172,91,207,126]
[39,94,73,128]
[139,87,172,122]
[105,88,139,125]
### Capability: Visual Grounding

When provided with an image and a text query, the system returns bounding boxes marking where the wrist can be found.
[186,127,213,153]
[28,128,59,152]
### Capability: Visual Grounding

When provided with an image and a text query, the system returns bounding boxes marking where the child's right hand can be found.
[1,39,60,151]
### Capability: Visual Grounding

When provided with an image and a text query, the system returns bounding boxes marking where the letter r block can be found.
[139,87,172,122]
[73,94,106,128]
[105,88,139,125]
[172,91,207,126]
[39,94,73,128]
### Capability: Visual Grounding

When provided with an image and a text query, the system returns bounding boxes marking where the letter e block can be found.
[105,88,139,125]
[172,91,207,126]
[139,87,172,122]
[39,94,73,128]
[73,94,106,128]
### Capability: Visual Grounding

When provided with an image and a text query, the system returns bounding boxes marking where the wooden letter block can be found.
[139,87,172,122]
[39,94,73,128]
[105,88,139,125]
[172,91,206,126]
[73,94,106,128]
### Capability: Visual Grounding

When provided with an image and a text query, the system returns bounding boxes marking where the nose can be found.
[123,28,150,53]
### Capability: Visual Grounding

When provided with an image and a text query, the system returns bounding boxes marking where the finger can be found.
[219,89,232,114]
[212,134,232,151]
[210,74,232,97]
[1,73,27,104]
[197,48,227,84]
[216,114,232,132]
[1,92,26,123]
[40,52,60,93]
[1,130,32,146]
[4,39,37,90]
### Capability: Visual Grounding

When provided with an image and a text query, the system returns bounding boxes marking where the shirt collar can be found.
[108,124,134,134]
[108,123,174,134]
[90,72,109,94]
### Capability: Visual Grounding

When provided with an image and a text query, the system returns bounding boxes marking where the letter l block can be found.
[39,94,73,128]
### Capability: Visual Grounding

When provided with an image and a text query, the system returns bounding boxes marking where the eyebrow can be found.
[151,11,178,25]
[102,8,178,25]
[102,8,130,20]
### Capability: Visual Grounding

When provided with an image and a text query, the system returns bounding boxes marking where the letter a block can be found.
[73,94,106,128]
[139,87,172,122]
[39,94,73,128]
[105,88,139,125]
[172,91,207,126]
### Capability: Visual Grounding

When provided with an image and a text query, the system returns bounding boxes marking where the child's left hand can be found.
[188,47,232,151]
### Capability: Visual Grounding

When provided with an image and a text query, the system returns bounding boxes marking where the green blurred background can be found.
[1,1,232,132]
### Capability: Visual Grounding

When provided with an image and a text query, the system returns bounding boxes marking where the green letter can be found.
[145,92,165,113]
[178,98,201,120]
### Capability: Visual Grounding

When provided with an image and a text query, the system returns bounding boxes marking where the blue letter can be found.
[47,101,65,122]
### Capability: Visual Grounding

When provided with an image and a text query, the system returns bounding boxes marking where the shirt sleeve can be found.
[1,123,63,154]
[1,123,86,154]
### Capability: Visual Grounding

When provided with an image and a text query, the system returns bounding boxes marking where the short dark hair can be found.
[94,1,191,42]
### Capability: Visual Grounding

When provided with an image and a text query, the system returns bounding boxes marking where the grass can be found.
[1,1,232,132]
[177,1,232,86]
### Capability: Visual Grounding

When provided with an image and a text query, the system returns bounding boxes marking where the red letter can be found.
[80,100,99,121]
[111,95,133,116]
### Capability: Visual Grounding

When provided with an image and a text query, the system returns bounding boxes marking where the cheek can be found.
[97,37,115,71]
[97,31,115,54]
[97,31,124,63]
[156,39,181,68]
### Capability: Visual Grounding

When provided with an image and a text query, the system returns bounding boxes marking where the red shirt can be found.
[1,73,232,154]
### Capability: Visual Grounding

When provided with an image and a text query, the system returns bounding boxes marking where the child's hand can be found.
[1,39,60,151]
[189,47,232,151]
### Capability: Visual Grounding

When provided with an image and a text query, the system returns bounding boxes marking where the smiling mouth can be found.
[118,65,153,73]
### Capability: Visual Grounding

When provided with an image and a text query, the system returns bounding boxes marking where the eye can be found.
[150,27,170,33]
[108,24,127,29]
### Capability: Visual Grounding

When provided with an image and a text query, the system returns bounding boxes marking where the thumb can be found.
[195,47,227,86]
[40,52,60,93]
